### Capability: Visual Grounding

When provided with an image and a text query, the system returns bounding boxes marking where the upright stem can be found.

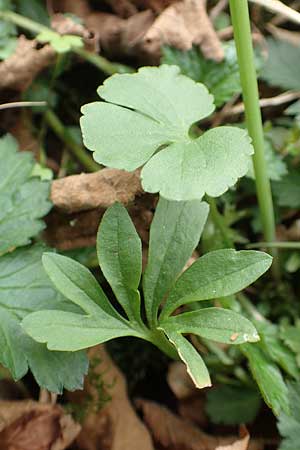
[229,0,280,280]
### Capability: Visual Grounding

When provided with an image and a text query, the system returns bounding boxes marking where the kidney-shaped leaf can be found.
[141,127,253,201]
[160,249,272,320]
[160,307,259,345]
[97,203,142,324]
[80,65,253,201]
[143,198,209,326]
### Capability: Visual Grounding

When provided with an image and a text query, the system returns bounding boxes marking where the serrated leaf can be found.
[143,198,209,326]
[0,245,88,393]
[161,42,241,107]
[206,385,261,425]
[278,382,300,450]
[257,321,299,379]
[242,343,289,416]
[261,38,300,90]
[160,249,272,320]
[247,139,287,181]
[80,65,254,201]
[165,330,211,389]
[97,203,142,324]
[273,172,300,208]
[0,134,51,255]
[141,126,253,201]
[160,308,259,345]
[22,253,140,351]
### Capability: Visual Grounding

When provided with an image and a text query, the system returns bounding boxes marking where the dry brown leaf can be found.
[216,427,249,450]
[0,36,55,93]
[51,168,142,213]
[51,13,92,40]
[52,0,91,17]
[142,0,224,62]
[69,345,154,450]
[9,112,40,157]
[104,0,138,18]
[167,362,197,400]
[0,400,80,450]
[137,399,244,450]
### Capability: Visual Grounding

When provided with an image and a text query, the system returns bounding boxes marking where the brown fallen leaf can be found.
[51,13,93,40]
[137,398,243,450]
[216,427,249,450]
[69,345,154,450]
[0,400,80,450]
[142,0,224,62]
[50,168,142,213]
[0,36,55,93]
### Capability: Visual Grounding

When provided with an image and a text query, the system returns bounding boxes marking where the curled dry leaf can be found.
[51,13,92,40]
[51,168,142,213]
[137,399,245,450]
[216,427,249,450]
[142,0,224,62]
[0,400,80,450]
[0,36,55,93]
[167,361,198,400]
[69,345,154,450]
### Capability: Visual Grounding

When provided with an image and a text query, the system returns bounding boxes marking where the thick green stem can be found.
[0,10,132,75]
[229,0,280,280]
[45,109,100,172]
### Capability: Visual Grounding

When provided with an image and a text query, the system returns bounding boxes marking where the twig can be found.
[271,0,300,25]
[210,0,229,21]
[221,91,300,118]
[249,0,300,25]
[0,101,47,110]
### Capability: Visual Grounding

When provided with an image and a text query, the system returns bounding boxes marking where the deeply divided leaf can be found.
[160,308,259,345]
[97,203,142,323]
[160,249,272,319]
[143,198,209,325]
[23,252,139,351]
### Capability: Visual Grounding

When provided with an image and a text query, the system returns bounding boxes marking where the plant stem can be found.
[229,0,280,280]
[0,10,132,75]
[206,197,234,248]
[45,109,100,172]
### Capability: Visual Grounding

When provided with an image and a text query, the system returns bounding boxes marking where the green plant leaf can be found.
[160,249,272,319]
[0,0,17,60]
[80,65,254,201]
[0,245,88,393]
[22,253,139,351]
[257,321,299,379]
[165,330,211,389]
[247,139,287,181]
[206,385,261,425]
[261,38,300,90]
[278,382,300,450]
[242,343,289,416]
[141,126,253,201]
[0,134,51,255]
[161,42,241,107]
[143,198,209,326]
[37,30,83,53]
[97,203,142,324]
[273,172,300,208]
[160,308,259,345]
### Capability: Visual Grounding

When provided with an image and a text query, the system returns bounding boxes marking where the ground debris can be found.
[51,168,142,213]
[69,345,154,450]
[0,36,55,93]
[0,400,80,450]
